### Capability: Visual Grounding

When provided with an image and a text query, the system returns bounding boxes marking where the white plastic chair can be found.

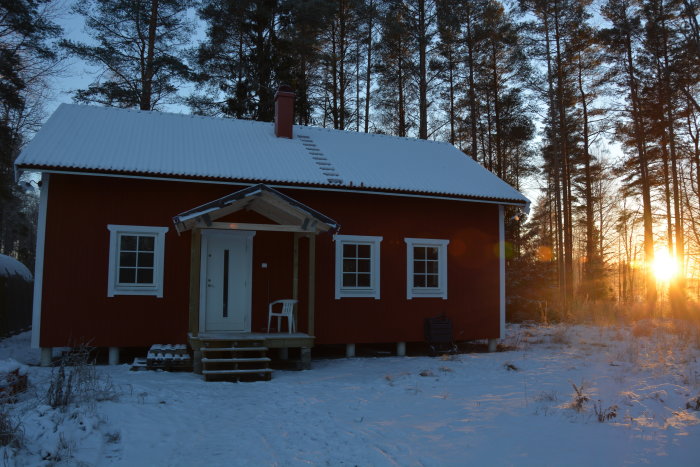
[267,299,298,333]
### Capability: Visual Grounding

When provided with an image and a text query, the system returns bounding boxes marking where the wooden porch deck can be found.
[189,332,314,349]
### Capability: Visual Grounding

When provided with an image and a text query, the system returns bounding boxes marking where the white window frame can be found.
[334,234,382,299]
[404,238,449,300]
[107,225,168,297]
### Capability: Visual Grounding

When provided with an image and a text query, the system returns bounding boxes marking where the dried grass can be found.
[0,403,22,449]
[46,345,119,411]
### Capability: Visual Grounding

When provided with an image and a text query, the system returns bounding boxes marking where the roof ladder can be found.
[297,134,343,185]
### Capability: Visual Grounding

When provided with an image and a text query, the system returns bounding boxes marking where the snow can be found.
[2,323,699,466]
[0,254,33,281]
[0,359,27,377]
[15,104,529,205]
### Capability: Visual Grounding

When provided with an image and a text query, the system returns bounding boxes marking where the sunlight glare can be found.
[651,249,678,282]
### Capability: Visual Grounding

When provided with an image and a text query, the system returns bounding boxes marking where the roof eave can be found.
[16,164,529,207]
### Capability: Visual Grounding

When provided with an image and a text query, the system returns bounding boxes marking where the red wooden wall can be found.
[39,173,501,347]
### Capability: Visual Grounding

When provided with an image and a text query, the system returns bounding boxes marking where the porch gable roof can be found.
[172,184,339,234]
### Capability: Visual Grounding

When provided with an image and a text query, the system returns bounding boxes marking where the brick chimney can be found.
[274,85,295,138]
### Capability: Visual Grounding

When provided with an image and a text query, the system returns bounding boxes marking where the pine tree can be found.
[0,0,61,266]
[64,0,193,110]
[601,0,657,304]
[375,0,417,136]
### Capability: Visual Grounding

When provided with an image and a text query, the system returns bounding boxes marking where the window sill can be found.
[408,289,447,300]
[108,288,163,298]
[336,289,380,299]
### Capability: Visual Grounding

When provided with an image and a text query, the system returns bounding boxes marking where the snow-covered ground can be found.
[2,322,699,466]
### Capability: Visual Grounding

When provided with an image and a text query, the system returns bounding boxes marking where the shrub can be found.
[593,400,618,422]
[0,403,22,448]
[46,345,119,410]
[569,382,589,412]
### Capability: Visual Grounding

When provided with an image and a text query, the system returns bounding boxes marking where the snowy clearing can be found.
[2,322,699,466]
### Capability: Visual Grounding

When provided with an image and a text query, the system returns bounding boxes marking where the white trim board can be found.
[26,169,530,209]
[31,173,50,348]
[106,225,169,297]
[404,238,449,300]
[333,234,383,299]
[499,205,506,339]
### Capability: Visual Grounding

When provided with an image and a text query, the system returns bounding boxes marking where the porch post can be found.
[189,229,202,336]
[307,233,316,336]
[293,233,300,300]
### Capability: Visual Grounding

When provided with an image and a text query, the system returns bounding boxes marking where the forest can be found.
[1,0,699,319]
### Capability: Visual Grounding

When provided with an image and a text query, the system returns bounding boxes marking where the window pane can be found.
[119,268,136,284]
[357,273,370,287]
[414,260,425,273]
[342,273,356,287]
[426,274,439,288]
[426,247,439,260]
[120,235,137,251]
[414,247,425,260]
[357,244,371,258]
[120,252,136,267]
[137,268,154,284]
[357,259,370,273]
[343,244,356,258]
[343,259,356,272]
[414,275,426,287]
[139,236,155,252]
[426,260,438,273]
[138,252,154,268]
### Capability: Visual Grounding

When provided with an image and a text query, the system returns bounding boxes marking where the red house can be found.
[16,89,529,375]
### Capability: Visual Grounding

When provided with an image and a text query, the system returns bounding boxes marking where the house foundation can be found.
[108,347,120,365]
[396,342,406,356]
[488,339,498,352]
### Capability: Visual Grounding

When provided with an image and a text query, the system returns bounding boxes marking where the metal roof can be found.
[15,104,529,205]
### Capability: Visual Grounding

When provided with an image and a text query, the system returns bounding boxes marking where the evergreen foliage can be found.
[0,0,61,268]
[62,0,194,110]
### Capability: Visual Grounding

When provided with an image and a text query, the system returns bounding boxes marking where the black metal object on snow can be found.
[423,315,458,355]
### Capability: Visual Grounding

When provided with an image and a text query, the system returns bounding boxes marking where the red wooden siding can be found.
[39,174,500,347]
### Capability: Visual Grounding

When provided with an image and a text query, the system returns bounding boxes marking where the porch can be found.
[173,185,338,380]
[189,332,315,380]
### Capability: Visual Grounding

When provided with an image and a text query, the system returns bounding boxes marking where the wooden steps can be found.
[200,339,272,382]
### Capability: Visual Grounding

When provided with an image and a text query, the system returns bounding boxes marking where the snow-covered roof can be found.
[15,104,528,205]
[0,254,32,281]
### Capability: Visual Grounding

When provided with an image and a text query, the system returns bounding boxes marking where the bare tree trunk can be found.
[624,25,657,304]
[543,9,567,307]
[418,0,428,139]
[465,5,478,161]
[398,50,406,137]
[491,44,503,179]
[364,1,374,133]
[141,0,159,110]
[553,2,573,304]
[660,1,686,302]
[577,52,596,287]
[339,0,347,130]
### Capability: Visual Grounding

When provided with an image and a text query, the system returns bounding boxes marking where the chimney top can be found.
[274,85,295,139]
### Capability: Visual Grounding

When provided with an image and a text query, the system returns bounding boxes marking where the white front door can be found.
[200,230,255,332]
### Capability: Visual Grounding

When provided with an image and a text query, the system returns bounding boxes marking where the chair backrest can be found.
[271,299,297,313]
[281,300,295,313]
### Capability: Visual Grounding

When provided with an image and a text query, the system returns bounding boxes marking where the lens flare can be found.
[651,249,678,282]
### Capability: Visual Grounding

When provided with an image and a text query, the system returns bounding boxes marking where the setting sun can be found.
[651,249,678,282]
